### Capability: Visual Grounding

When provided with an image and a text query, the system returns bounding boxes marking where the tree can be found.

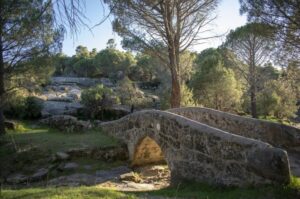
[105,0,218,107]
[257,79,298,119]
[106,39,117,49]
[0,0,61,134]
[224,23,275,118]
[190,48,242,111]
[240,0,300,61]
[75,45,90,58]
[94,48,135,78]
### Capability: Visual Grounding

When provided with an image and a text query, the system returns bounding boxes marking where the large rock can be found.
[30,168,49,181]
[40,115,92,132]
[51,77,115,87]
[42,101,83,116]
[55,152,70,161]
[6,174,28,184]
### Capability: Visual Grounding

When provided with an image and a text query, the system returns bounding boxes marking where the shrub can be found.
[4,95,42,119]
[23,97,43,119]
[81,84,119,119]
[115,77,154,109]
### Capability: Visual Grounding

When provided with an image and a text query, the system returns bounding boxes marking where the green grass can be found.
[3,121,119,153]
[1,178,300,199]
[0,121,121,178]
[0,187,136,199]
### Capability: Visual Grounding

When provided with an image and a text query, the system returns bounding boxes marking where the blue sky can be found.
[62,0,247,56]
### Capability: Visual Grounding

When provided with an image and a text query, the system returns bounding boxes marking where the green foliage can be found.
[73,58,98,77]
[94,49,136,79]
[190,48,242,111]
[3,91,42,119]
[180,84,198,107]
[23,97,43,119]
[129,54,158,82]
[116,77,152,108]
[257,80,298,119]
[75,45,90,58]
[81,84,119,119]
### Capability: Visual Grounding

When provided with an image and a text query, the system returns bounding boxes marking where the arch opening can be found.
[131,136,170,188]
[132,136,166,166]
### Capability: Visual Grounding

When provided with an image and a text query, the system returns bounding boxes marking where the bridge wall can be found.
[169,107,300,149]
[100,110,290,187]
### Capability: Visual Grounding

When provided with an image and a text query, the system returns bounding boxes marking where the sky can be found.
[62,0,247,56]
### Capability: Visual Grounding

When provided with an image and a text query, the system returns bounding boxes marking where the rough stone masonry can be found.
[99,109,298,187]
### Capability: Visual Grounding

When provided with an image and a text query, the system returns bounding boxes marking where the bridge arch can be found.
[100,110,291,187]
[132,136,166,166]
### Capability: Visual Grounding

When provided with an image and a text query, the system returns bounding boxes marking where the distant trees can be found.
[257,79,297,119]
[224,23,275,118]
[0,0,62,134]
[190,48,242,111]
[94,48,136,79]
[105,0,219,108]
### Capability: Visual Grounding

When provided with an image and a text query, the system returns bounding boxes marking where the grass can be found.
[0,121,121,179]
[2,121,119,153]
[1,178,300,199]
[0,187,136,199]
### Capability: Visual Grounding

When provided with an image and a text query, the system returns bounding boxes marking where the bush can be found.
[23,97,43,119]
[115,77,154,109]
[81,84,119,119]
[4,95,42,119]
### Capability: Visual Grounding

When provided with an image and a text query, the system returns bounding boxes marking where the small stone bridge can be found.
[100,107,300,187]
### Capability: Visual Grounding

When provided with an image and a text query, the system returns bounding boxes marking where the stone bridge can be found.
[100,107,300,187]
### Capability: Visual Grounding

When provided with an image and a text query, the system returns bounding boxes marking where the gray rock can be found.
[48,173,95,186]
[31,168,49,181]
[56,152,70,161]
[40,115,92,132]
[6,174,28,184]
[63,162,79,170]
[96,166,131,180]
[42,101,83,116]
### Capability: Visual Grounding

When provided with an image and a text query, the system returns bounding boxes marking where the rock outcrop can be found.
[40,115,92,132]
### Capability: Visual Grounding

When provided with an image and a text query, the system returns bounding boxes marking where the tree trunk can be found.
[169,47,181,108]
[250,86,257,118]
[0,31,5,135]
[170,68,181,108]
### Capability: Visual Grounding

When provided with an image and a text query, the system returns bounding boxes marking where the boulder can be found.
[42,101,83,116]
[40,115,92,132]
[6,174,28,184]
[30,168,49,181]
[55,152,70,161]
[63,162,79,170]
